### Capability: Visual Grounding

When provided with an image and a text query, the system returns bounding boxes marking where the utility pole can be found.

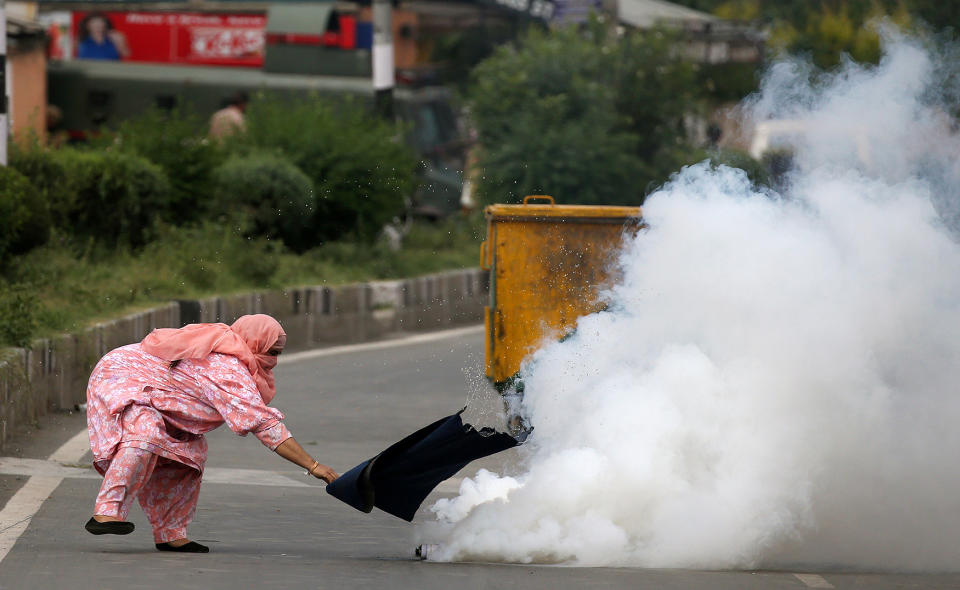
[372,0,393,119]
[0,0,7,165]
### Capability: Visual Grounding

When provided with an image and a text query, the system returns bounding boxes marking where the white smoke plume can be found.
[423,32,960,570]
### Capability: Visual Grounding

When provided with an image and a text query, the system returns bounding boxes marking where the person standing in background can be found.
[209,92,250,140]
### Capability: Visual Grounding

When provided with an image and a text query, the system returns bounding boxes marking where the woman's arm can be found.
[275,437,339,483]
[192,355,338,483]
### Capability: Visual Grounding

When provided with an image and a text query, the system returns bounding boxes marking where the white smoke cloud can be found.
[424,33,960,570]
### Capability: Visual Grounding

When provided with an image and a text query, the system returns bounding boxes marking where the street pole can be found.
[372,0,393,119]
[0,0,7,165]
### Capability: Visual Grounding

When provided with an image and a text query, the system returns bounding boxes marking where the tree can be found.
[676,1,950,68]
[431,21,537,91]
[468,23,700,206]
[906,1,960,35]
[240,94,416,243]
[770,2,911,67]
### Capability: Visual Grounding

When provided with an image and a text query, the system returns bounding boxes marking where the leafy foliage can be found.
[0,217,482,347]
[0,93,470,348]
[612,28,703,182]
[55,149,172,248]
[101,107,227,223]
[211,152,317,252]
[468,24,700,205]
[676,1,940,67]
[431,21,537,90]
[0,166,49,265]
[0,285,38,347]
[767,2,911,67]
[9,142,73,229]
[909,1,960,34]
[138,222,282,289]
[240,94,417,242]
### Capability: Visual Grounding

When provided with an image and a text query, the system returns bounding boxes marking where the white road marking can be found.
[793,573,835,588]
[0,477,62,561]
[281,325,484,364]
[200,467,311,488]
[0,426,93,564]
[0,457,97,479]
[48,429,92,464]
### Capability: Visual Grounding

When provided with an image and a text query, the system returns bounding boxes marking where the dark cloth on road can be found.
[326,409,520,521]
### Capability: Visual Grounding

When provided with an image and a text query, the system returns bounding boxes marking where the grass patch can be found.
[0,215,485,346]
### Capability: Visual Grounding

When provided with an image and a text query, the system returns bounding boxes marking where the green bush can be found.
[55,149,172,247]
[229,236,283,284]
[211,152,317,251]
[0,165,49,265]
[9,142,73,229]
[241,94,417,242]
[0,285,39,347]
[139,222,279,290]
[103,107,227,223]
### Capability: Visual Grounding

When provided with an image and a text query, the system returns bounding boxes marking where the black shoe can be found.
[85,517,135,535]
[156,541,210,553]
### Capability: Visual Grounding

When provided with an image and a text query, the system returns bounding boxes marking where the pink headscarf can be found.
[141,314,286,404]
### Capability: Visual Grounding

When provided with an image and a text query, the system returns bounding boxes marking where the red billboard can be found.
[71,11,267,67]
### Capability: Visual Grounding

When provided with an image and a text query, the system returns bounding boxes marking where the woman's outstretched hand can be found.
[307,461,339,483]
[275,436,339,483]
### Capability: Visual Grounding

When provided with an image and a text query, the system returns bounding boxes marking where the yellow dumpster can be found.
[481,195,643,387]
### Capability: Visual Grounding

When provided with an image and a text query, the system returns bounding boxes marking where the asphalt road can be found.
[1,326,958,590]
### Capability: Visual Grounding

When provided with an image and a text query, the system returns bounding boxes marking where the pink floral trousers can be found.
[94,446,202,543]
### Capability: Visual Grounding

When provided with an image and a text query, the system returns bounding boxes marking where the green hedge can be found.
[104,107,227,224]
[10,146,173,249]
[56,150,172,248]
[0,166,49,266]
[211,152,317,251]
[240,95,417,242]
[0,286,38,347]
[9,143,72,229]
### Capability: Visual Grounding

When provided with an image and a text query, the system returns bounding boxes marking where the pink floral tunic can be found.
[86,343,292,474]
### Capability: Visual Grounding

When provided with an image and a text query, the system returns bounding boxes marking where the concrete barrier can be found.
[0,269,488,450]
[0,349,31,444]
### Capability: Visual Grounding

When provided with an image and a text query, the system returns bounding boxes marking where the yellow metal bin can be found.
[481,196,643,388]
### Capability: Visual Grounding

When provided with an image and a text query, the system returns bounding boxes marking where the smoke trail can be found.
[424,33,960,570]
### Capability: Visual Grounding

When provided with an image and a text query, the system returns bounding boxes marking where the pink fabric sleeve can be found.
[254,421,292,450]
[194,354,290,449]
